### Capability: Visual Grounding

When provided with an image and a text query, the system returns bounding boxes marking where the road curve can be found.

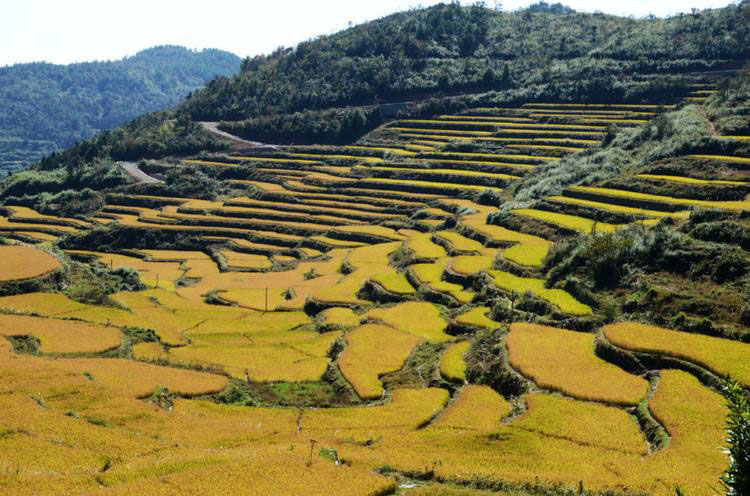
[199,122,279,151]
[118,161,163,184]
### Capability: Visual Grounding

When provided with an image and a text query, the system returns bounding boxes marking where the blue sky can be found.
[0,0,738,66]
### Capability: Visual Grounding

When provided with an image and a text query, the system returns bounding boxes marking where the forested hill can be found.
[0,46,241,172]
[180,1,750,121]
[21,1,750,173]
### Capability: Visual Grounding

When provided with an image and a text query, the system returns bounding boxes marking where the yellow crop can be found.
[524,102,675,110]
[319,307,361,329]
[511,208,619,234]
[4,205,93,228]
[338,324,422,399]
[231,155,324,164]
[637,173,748,186]
[370,270,416,295]
[439,114,535,122]
[0,292,87,315]
[433,385,510,431]
[391,127,494,136]
[507,144,586,153]
[289,152,384,163]
[0,314,121,354]
[423,152,560,162]
[220,250,272,270]
[356,165,521,181]
[434,230,485,254]
[648,370,728,492]
[546,195,690,219]
[502,243,550,267]
[407,233,448,259]
[347,145,417,156]
[448,255,493,277]
[331,224,404,240]
[514,393,648,455]
[604,321,750,386]
[490,271,592,315]
[0,246,60,282]
[507,323,648,405]
[304,387,450,435]
[440,341,470,382]
[356,177,504,193]
[365,301,451,343]
[409,260,474,304]
[454,307,501,331]
[570,185,750,211]
[401,119,605,131]
[412,158,535,170]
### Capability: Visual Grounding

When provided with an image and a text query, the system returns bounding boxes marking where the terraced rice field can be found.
[338,324,422,399]
[490,270,592,315]
[603,321,750,385]
[511,208,620,234]
[0,90,742,495]
[440,341,470,382]
[0,245,60,282]
[507,323,648,405]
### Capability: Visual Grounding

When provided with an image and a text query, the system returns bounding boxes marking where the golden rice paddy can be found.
[507,323,648,405]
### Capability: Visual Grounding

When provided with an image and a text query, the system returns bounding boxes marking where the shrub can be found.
[722,381,750,495]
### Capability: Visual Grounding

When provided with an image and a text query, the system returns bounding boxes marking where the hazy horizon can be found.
[1,0,739,67]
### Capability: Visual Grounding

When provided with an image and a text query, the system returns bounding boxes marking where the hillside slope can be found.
[21,1,750,173]
[0,3,749,495]
[0,45,241,172]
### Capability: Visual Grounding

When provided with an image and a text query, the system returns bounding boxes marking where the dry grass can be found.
[507,323,648,405]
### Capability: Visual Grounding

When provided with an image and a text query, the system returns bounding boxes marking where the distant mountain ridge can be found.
[0,45,241,172]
